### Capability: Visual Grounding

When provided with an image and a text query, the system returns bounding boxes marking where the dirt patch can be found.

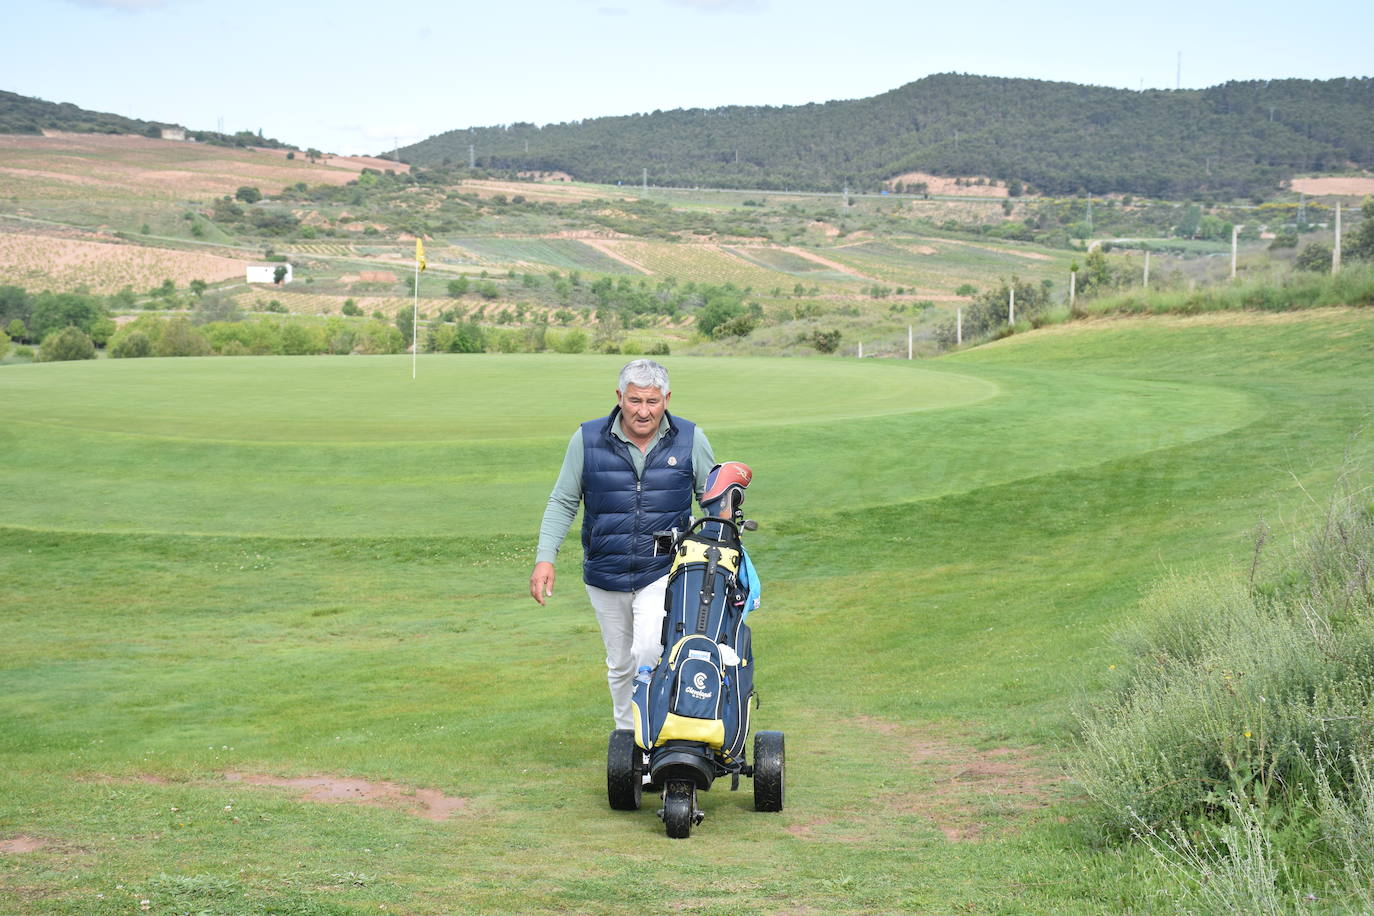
[0,836,48,854]
[854,716,1060,842]
[1289,176,1374,197]
[224,772,468,821]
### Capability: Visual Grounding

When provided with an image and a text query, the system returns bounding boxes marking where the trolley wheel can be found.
[662,780,695,839]
[606,729,642,811]
[753,730,785,812]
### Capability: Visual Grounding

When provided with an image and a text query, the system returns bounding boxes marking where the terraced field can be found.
[603,240,857,291]
[723,245,856,283]
[824,238,1076,292]
[450,237,641,274]
[280,242,358,257]
[0,233,246,293]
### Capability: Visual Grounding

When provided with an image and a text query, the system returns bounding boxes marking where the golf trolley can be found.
[606,462,785,838]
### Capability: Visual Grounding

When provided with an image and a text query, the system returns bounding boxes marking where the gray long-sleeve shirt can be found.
[536,414,714,566]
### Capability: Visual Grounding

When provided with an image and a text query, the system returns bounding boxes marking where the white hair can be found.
[618,359,670,395]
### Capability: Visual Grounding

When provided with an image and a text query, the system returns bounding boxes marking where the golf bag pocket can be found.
[655,635,726,748]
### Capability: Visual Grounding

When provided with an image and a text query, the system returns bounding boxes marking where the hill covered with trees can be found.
[0,90,296,150]
[398,74,1374,200]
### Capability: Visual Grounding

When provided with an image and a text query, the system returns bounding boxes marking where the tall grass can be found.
[1079,262,1374,317]
[1072,471,1374,906]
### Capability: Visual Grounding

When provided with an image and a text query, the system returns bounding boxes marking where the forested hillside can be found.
[0,89,170,137]
[0,90,296,150]
[399,74,1374,200]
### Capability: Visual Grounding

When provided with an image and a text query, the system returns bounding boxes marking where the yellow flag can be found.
[416,238,427,272]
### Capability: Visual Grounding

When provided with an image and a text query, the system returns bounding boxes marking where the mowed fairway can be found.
[2,310,1373,914]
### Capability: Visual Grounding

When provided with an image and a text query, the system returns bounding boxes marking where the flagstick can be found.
[412,257,419,379]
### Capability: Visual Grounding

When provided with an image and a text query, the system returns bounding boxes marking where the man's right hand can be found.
[530,561,556,605]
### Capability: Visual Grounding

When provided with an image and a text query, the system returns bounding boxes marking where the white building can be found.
[246,263,293,285]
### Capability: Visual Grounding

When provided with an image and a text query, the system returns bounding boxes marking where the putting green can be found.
[1,354,995,442]
[0,353,1253,537]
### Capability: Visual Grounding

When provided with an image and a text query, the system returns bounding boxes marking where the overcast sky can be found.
[4,0,1371,157]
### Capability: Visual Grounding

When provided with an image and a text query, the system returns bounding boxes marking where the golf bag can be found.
[631,513,755,771]
[608,461,784,838]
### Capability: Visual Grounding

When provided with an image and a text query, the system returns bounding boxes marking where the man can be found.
[530,359,714,730]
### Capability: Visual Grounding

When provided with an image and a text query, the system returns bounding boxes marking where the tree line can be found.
[397,74,1374,201]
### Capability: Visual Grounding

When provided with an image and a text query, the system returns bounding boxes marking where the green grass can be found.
[2,309,1373,913]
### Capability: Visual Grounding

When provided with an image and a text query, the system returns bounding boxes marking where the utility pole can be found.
[1333,202,1342,274]
[956,308,963,346]
[468,144,475,168]
[1231,224,1241,279]
[843,185,850,208]
[1143,249,1150,289]
[642,168,648,193]
[1069,269,1076,308]
[1008,286,1015,325]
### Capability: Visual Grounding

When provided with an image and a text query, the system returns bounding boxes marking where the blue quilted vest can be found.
[581,408,696,591]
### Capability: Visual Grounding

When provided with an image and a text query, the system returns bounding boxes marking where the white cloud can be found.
[598,5,630,14]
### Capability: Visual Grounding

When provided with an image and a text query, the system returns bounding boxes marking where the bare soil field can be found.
[457,178,622,204]
[249,147,409,174]
[1289,176,1374,197]
[0,232,247,292]
[0,134,384,201]
[888,170,1010,198]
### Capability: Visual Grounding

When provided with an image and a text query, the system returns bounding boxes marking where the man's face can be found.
[617,383,670,443]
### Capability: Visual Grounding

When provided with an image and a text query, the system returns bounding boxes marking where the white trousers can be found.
[586,574,669,730]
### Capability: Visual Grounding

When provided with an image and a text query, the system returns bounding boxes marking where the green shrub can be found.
[154,318,211,357]
[110,329,152,359]
[280,323,323,356]
[39,326,96,361]
[712,314,757,338]
[1296,242,1333,272]
[810,329,841,353]
[1073,479,1374,838]
[355,320,404,355]
[13,345,33,359]
[552,329,588,354]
